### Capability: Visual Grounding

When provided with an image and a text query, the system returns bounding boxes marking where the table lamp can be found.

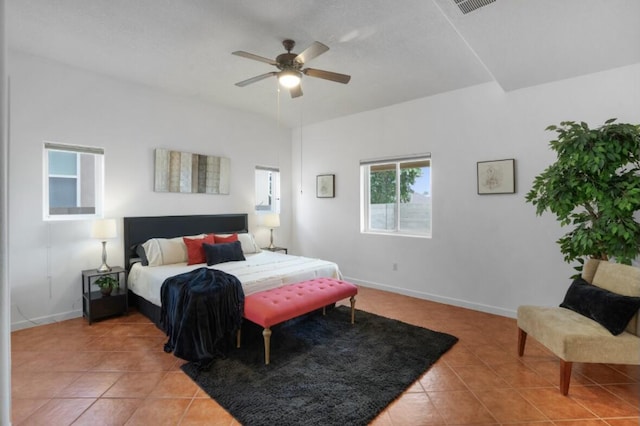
[91,218,117,272]
[262,214,280,249]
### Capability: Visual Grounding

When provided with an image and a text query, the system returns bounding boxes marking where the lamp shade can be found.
[91,219,117,240]
[262,213,280,228]
[278,70,301,88]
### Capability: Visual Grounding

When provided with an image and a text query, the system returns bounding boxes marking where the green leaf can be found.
[526,118,640,274]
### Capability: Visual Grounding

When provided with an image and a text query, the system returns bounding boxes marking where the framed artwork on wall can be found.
[477,159,515,194]
[316,174,335,198]
[154,148,230,195]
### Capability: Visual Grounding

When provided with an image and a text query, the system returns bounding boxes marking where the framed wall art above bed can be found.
[154,148,230,195]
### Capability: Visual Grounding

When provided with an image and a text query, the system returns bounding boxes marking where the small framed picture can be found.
[316,174,335,198]
[477,159,515,194]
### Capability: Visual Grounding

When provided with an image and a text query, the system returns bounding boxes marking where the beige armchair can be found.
[517,259,640,395]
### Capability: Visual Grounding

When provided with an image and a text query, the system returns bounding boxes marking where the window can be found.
[43,142,104,220]
[361,154,431,237]
[255,166,280,213]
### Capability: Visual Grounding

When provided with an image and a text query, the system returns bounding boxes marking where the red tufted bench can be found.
[237,278,358,364]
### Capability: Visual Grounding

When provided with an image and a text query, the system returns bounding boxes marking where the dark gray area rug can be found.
[181,306,458,426]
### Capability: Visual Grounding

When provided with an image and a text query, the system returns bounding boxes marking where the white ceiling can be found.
[7,0,640,127]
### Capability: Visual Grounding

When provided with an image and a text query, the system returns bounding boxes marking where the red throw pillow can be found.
[214,233,238,244]
[184,234,216,265]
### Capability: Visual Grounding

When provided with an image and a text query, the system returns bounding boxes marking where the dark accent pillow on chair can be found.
[203,241,246,266]
[560,277,640,335]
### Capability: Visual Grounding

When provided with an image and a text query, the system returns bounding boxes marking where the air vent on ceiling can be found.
[454,0,496,14]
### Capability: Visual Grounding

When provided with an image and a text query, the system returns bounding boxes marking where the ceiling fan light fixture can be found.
[233,40,351,97]
[278,70,301,88]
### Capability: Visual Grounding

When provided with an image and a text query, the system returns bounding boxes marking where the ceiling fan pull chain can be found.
[299,105,304,195]
[276,81,281,128]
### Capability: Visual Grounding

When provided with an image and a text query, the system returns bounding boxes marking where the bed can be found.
[123,214,342,327]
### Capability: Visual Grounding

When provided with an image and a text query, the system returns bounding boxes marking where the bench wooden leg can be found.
[350,296,356,324]
[236,328,241,348]
[517,328,527,356]
[263,328,272,365]
[560,360,572,395]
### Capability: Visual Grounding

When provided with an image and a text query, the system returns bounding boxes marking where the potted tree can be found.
[526,119,640,273]
[95,275,119,296]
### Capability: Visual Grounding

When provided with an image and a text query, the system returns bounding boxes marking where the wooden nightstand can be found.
[262,246,288,254]
[82,266,128,324]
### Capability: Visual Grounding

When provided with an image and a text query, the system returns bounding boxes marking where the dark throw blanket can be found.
[160,267,244,366]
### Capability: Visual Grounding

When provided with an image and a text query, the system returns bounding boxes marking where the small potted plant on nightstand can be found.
[95,275,119,296]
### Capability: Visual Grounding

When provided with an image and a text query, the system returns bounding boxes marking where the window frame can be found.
[254,166,280,214]
[43,142,105,221]
[360,154,431,238]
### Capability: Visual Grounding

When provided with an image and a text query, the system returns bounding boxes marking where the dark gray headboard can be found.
[123,214,249,270]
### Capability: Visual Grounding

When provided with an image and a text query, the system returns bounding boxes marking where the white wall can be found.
[292,63,640,317]
[1,0,12,422]
[8,51,291,329]
[8,48,640,328]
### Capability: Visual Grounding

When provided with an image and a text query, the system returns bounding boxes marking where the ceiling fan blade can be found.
[294,41,329,65]
[303,68,351,84]
[289,85,303,98]
[235,72,277,87]
[232,51,278,66]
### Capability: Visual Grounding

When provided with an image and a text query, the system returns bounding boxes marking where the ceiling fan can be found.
[232,39,351,98]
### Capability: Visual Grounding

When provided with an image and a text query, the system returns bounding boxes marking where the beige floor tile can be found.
[148,371,199,398]
[419,363,467,392]
[72,398,141,426]
[102,372,166,398]
[427,390,497,424]
[10,398,49,424]
[517,387,598,420]
[474,388,548,423]
[386,392,446,425]
[568,384,639,418]
[8,286,639,425]
[451,364,510,390]
[602,383,640,406]
[55,372,122,398]
[124,398,191,426]
[19,398,94,425]
[180,398,235,426]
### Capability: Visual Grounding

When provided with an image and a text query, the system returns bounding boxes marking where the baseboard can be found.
[11,309,82,331]
[343,275,517,319]
[10,278,517,330]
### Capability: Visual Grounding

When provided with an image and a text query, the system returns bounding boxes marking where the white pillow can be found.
[215,233,261,254]
[158,237,188,265]
[142,238,163,266]
[238,233,261,254]
[142,234,205,266]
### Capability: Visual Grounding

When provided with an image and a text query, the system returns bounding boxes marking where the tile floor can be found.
[10,286,640,425]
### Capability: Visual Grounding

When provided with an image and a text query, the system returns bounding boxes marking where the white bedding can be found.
[128,250,342,307]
